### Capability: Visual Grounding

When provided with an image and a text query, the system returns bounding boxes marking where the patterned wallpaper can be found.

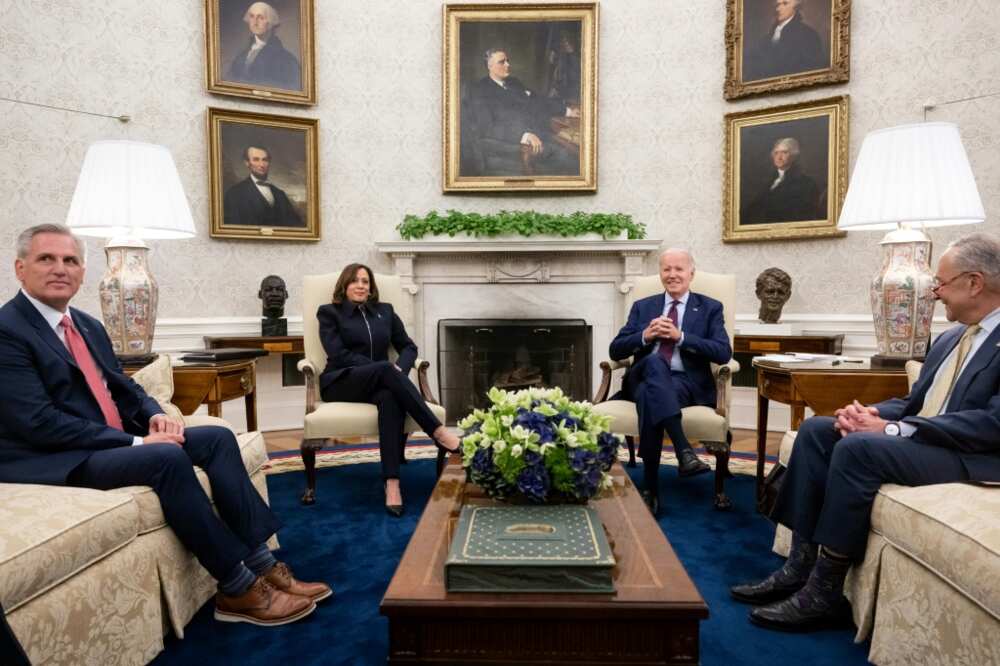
[1,0,998,321]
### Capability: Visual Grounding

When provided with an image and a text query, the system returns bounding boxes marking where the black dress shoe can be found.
[730,571,808,605]
[749,589,852,632]
[677,450,711,477]
[384,483,404,518]
[640,489,660,516]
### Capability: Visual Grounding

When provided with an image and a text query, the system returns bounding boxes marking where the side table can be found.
[203,335,303,354]
[753,358,909,499]
[170,359,258,431]
[733,333,844,387]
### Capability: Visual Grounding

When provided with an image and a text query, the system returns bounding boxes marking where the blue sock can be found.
[244,543,277,576]
[218,562,256,597]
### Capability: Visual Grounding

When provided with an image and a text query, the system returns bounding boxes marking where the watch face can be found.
[884,423,900,436]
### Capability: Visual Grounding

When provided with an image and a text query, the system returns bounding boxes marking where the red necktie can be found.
[657,300,680,364]
[61,315,123,430]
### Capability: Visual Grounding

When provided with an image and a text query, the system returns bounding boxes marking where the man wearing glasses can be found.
[731,232,1000,632]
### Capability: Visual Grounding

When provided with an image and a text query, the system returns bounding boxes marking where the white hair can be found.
[244,2,280,27]
[772,137,801,158]
[659,247,695,270]
[947,232,1000,291]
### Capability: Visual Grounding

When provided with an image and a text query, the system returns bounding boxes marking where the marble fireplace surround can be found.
[376,238,664,399]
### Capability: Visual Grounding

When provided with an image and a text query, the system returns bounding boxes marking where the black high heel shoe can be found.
[384,482,404,518]
[433,431,461,456]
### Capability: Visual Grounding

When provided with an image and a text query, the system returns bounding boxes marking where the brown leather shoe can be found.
[265,562,333,603]
[214,577,315,626]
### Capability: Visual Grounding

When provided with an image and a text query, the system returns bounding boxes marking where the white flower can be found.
[500,415,514,427]
[510,444,523,458]
[600,473,613,490]
[493,440,507,453]
[539,442,556,456]
[564,432,580,448]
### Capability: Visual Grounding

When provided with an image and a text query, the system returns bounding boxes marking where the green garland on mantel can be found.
[396,210,646,240]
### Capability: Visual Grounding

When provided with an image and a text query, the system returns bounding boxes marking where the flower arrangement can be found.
[457,387,622,503]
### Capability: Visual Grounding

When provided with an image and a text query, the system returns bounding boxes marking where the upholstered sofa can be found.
[772,367,1000,665]
[0,356,275,665]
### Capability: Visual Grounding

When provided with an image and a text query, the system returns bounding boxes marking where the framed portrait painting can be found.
[723,95,849,243]
[724,0,850,100]
[443,3,598,192]
[208,107,319,241]
[205,0,316,105]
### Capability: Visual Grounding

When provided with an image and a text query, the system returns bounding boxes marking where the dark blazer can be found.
[223,177,303,228]
[317,300,418,390]
[0,292,162,485]
[227,34,301,90]
[744,12,826,81]
[872,323,1000,481]
[610,292,732,406]
[467,75,562,146]
[742,163,821,225]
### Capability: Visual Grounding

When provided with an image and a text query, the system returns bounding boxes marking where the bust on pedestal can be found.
[259,274,288,336]
[740,268,795,336]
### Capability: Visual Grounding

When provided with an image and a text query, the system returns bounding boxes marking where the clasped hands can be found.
[143,413,186,446]
[643,316,681,345]
[834,400,887,436]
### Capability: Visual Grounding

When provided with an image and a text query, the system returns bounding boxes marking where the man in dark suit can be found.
[732,232,1000,632]
[610,249,733,514]
[223,145,304,228]
[464,48,579,177]
[226,1,301,90]
[0,224,330,627]
[744,0,826,82]
[742,137,821,225]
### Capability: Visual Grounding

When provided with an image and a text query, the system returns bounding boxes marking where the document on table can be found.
[757,354,807,363]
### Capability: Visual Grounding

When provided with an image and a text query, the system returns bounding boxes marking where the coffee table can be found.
[380,456,708,665]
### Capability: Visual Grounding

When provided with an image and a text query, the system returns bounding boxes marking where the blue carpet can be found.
[153,460,871,665]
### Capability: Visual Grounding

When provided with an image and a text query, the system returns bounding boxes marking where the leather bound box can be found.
[445,505,615,594]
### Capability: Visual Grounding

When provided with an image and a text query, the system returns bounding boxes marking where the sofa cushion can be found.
[130,354,184,421]
[871,483,1000,619]
[106,430,268,534]
[0,484,138,611]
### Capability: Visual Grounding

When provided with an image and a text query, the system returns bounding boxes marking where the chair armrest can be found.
[592,358,632,403]
[298,359,319,415]
[413,358,440,405]
[711,359,740,419]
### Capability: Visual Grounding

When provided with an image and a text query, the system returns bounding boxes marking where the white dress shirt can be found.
[252,175,275,206]
[771,16,795,43]
[648,291,689,373]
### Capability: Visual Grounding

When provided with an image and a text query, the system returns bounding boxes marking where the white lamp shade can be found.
[66,140,196,239]
[837,122,985,231]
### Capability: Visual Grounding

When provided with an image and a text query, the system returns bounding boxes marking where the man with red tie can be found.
[0,224,329,627]
[609,248,733,515]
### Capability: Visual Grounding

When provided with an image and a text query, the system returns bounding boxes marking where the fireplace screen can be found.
[438,319,592,424]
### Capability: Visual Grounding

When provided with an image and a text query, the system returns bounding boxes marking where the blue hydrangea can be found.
[513,408,555,443]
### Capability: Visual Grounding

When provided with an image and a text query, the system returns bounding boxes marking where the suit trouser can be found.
[624,355,699,462]
[771,416,969,559]
[321,361,443,479]
[69,426,281,582]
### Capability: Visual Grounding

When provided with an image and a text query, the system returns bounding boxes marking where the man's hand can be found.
[643,316,680,344]
[522,132,544,154]
[834,400,884,435]
[149,414,185,437]
[141,432,185,447]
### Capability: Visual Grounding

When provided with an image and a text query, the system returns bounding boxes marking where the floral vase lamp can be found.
[66,141,196,362]
[836,123,984,366]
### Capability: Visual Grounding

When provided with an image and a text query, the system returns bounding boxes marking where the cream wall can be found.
[2,0,998,323]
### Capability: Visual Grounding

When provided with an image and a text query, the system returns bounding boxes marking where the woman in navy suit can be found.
[317,264,461,516]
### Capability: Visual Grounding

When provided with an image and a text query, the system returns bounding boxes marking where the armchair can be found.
[297,273,446,505]
[591,272,740,509]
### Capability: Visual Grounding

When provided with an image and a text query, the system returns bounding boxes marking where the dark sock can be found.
[642,460,659,493]
[771,531,817,585]
[662,415,692,455]
[794,547,853,608]
[244,543,278,576]
[218,562,256,597]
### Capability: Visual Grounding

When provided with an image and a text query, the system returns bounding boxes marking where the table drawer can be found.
[758,371,793,402]
[215,368,254,400]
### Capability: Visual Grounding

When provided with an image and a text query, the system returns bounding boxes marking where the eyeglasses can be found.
[931,271,974,292]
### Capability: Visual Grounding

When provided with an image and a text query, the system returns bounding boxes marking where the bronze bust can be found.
[755,267,792,323]
[258,275,288,335]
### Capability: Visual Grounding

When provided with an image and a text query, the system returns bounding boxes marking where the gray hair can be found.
[659,247,695,270]
[947,232,1000,291]
[772,137,801,159]
[16,224,86,264]
[483,48,508,70]
[244,2,280,27]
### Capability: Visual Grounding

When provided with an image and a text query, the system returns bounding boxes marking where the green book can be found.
[445,504,616,594]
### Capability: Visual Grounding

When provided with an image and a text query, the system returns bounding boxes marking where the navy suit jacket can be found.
[610,291,732,406]
[0,292,161,485]
[872,323,1000,481]
[317,300,418,391]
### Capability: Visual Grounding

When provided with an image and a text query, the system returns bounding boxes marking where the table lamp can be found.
[837,122,985,366]
[66,140,196,362]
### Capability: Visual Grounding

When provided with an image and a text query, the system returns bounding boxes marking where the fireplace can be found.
[438,319,592,424]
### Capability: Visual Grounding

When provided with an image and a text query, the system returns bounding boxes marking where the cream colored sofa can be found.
[773,414,1000,664]
[0,356,275,665]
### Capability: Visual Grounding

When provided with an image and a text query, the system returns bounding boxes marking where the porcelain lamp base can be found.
[869,226,934,365]
[98,239,158,359]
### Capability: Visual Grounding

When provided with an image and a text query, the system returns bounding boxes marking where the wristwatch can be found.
[883,422,901,437]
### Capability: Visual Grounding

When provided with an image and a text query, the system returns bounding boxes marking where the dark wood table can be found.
[752,358,909,498]
[732,333,844,387]
[171,359,258,431]
[203,335,303,354]
[380,458,708,665]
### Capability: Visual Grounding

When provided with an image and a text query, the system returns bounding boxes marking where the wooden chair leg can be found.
[625,435,637,468]
[300,437,326,505]
[704,434,734,510]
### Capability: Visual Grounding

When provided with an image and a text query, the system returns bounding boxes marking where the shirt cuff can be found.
[898,422,917,438]
[520,132,532,145]
[132,436,144,447]
[677,332,685,346]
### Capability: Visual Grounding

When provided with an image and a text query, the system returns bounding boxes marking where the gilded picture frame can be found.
[208,107,320,241]
[723,95,849,243]
[205,0,316,105]
[443,2,599,192]
[724,0,850,100]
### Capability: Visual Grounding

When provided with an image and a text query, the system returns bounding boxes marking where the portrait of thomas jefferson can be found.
[742,0,831,82]
[220,0,302,91]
